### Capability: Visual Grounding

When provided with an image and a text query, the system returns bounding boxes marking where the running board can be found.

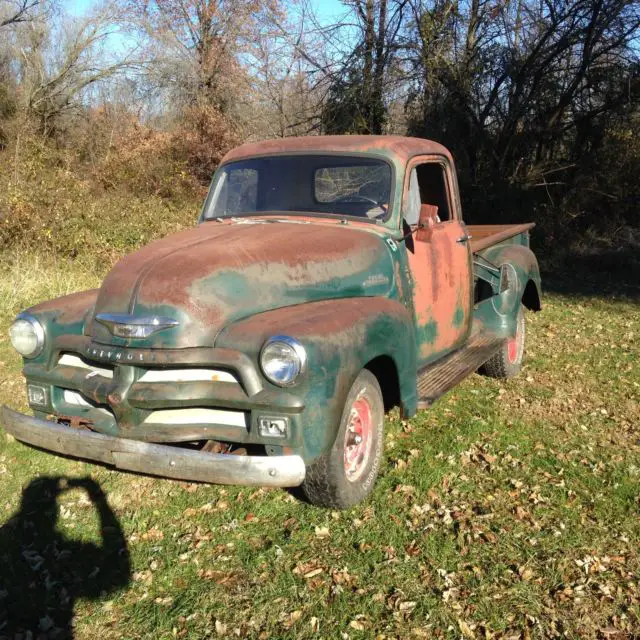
[416,334,504,409]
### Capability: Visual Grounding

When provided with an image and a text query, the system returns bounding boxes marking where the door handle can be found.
[456,234,472,244]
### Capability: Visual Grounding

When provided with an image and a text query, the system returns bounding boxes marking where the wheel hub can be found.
[344,395,373,482]
[507,313,524,364]
[507,335,518,363]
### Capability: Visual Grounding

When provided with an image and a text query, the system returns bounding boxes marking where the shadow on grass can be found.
[539,246,640,300]
[0,476,131,639]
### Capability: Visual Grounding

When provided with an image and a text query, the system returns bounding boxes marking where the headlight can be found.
[9,314,45,358]
[260,336,306,386]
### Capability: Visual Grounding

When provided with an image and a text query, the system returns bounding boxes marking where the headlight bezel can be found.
[259,335,307,387]
[9,313,46,359]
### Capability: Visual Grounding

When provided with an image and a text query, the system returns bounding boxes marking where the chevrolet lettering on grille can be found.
[86,345,157,363]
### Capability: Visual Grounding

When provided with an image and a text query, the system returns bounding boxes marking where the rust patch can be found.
[394,260,405,303]
[93,223,241,316]
[55,414,94,430]
[430,234,439,302]
[491,244,539,272]
[222,296,407,344]
[467,223,535,254]
[222,135,454,167]
[90,220,392,348]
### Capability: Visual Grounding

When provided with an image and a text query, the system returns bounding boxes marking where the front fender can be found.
[18,289,99,366]
[215,297,417,462]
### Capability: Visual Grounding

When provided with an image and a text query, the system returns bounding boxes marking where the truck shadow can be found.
[540,250,640,301]
[0,476,131,639]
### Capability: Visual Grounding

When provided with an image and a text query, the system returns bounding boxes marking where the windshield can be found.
[202,155,392,221]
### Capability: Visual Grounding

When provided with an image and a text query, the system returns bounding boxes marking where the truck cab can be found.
[3,136,541,508]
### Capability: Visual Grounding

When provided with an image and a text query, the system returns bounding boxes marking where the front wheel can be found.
[302,369,384,509]
[480,304,526,379]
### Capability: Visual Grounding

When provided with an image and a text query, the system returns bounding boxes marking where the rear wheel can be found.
[480,304,526,379]
[302,369,384,509]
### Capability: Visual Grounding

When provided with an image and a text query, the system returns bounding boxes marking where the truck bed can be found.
[467,223,535,253]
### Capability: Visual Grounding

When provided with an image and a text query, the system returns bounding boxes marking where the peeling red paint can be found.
[401,155,472,362]
[408,223,472,360]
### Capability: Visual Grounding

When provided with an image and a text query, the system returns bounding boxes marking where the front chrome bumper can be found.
[1,406,306,488]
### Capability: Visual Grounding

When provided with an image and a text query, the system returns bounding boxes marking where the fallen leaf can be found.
[458,618,475,638]
[215,619,227,635]
[518,566,534,581]
[304,568,324,579]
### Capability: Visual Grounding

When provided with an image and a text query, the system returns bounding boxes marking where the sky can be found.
[65,0,347,20]
[62,0,351,65]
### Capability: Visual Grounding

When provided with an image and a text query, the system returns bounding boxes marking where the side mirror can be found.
[415,204,439,242]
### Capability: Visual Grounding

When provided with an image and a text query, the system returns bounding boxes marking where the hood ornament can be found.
[95,313,179,339]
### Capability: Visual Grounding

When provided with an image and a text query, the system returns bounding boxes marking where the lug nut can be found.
[348,432,362,446]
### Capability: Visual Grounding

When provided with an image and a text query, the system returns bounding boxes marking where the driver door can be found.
[403,156,472,367]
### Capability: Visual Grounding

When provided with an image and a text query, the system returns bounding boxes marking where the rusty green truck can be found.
[2,136,541,508]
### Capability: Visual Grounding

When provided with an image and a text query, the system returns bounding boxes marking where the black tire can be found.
[302,369,384,509]
[480,304,526,379]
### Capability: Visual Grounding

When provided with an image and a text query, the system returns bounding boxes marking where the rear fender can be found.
[215,297,417,461]
[481,244,541,307]
[474,244,541,337]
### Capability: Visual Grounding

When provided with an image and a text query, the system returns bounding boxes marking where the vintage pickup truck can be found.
[2,136,541,508]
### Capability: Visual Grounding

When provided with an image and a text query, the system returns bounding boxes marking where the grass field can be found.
[0,255,638,639]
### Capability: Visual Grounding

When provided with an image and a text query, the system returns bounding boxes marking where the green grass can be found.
[0,255,638,639]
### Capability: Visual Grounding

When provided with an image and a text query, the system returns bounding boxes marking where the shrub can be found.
[0,135,202,266]
[97,124,204,200]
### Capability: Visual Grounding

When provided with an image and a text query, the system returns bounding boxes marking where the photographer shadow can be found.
[0,476,131,639]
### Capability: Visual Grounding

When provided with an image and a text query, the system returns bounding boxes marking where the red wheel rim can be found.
[344,395,373,482]
[507,314,522,364]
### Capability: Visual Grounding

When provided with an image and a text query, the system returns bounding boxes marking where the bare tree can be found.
[127,0,283,115]
[0,0,41,29]
[320,0,408,134]
[406,0,640,181]
[246,0,329,137]
[16,1,138,135]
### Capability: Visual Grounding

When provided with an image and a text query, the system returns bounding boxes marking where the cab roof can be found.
[221,135,453,166]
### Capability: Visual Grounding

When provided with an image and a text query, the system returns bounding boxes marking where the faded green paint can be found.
[416,319,438,346]
[11,140,541,468]
[215,297,417,460]
[453,306,465,328]
[471,242,542,339]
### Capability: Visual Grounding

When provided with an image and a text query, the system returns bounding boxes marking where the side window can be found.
[405,168,421,226]
[414,163,451,222]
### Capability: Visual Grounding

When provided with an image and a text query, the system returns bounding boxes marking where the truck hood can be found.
[88,219,395,348]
